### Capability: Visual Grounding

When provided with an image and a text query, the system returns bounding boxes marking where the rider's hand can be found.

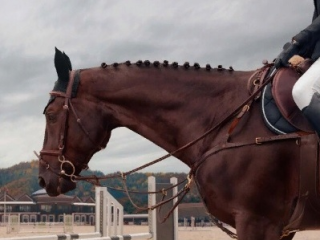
[289,55,305,67]
[274,41,300,69]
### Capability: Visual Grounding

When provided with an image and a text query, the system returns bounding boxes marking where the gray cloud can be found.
[0,0,313,173]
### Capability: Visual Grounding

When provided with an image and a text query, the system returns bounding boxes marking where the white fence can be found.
[6,214,73,234]
[2,176,178,240]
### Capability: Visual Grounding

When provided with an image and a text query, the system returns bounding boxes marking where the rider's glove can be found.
[274,41,300,69]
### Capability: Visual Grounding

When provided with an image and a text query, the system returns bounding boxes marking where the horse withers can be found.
[39,48,319,240]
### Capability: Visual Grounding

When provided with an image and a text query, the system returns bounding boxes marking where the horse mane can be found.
[100,60,234,72]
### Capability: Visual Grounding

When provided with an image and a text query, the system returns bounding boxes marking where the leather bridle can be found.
[39,70,102,182]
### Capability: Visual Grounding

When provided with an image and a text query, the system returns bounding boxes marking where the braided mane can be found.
[100,60,234,72]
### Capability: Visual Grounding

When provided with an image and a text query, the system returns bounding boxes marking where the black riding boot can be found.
[302,92,320,135]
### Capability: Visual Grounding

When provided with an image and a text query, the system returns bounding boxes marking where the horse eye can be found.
[46,113,57,123]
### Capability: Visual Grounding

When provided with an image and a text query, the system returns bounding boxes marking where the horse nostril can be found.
[38,177,46,188]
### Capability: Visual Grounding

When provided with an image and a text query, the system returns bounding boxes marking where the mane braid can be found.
[100,60,234,72]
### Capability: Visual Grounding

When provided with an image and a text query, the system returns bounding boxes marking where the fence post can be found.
[170,177,178,240]
[95,186,107,237]
[95,177,177,240]
[148,176,157,240]
[148,176,177,240]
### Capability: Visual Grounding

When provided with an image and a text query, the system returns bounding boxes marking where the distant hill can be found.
[0,161,201,213]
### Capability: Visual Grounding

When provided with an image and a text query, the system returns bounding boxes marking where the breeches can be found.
[292,58,320,109]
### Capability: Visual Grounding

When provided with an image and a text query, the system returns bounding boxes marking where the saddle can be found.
[249,59,314,134]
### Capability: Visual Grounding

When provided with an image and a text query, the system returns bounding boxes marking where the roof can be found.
[31,189,47,196]
[15,194,33,202]
[0,193,15,202]
[81,196,95,203]
[33,194,74,204]
[0,188,95,206]
[31,188,76,204]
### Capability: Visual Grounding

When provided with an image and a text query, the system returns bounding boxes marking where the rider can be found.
[274,0,320,134]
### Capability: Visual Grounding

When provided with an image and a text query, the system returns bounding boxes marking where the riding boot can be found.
[302,92,320,135]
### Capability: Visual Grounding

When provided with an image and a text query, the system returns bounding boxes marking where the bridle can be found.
[39,70,104,182]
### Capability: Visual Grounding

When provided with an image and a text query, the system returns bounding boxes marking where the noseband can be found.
[40,70,101,182]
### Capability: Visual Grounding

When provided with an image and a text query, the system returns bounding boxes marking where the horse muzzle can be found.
[38,157,77,196]
[38,174,76,196]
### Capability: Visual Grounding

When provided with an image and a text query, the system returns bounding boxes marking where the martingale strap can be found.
[190,132,303,176]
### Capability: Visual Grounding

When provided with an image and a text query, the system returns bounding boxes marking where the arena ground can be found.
[0,225,319,240]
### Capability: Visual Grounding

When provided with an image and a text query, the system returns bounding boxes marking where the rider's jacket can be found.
[294,0,320,60]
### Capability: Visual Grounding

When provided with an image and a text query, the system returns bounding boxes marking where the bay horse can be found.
[39,48,316,240]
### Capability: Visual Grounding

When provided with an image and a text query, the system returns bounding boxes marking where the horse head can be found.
[39,48,114,196]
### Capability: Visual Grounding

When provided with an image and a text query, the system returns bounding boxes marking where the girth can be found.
[283,133,320,234]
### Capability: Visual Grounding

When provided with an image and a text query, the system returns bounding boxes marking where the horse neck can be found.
[79,65,250,167]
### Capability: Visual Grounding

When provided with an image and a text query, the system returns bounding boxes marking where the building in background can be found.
[0,189,95,225]
[0,189,213,226]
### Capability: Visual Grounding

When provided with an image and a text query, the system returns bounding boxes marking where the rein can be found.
[39,65,277,226]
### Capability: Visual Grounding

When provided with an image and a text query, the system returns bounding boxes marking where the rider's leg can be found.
[292,58,320,134]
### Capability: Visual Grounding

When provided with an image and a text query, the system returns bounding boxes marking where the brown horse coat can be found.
[39,49,308,240]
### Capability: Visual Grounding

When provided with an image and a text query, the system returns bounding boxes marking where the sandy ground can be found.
[0,225,319,239]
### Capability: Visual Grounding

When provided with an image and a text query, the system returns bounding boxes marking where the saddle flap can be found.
[272,68,313,133]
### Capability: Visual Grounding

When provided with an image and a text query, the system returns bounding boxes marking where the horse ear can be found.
[54,47,71,82]
[62,51,72,71]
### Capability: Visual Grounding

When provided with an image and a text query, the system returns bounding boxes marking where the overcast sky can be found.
[0,1,313,174]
